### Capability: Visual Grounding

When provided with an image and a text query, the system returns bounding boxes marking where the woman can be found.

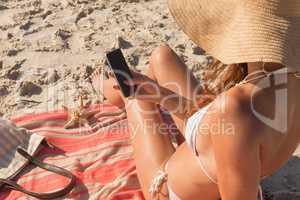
[91,0,300,199]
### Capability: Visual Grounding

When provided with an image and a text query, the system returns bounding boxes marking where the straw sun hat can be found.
[168,0,300,70]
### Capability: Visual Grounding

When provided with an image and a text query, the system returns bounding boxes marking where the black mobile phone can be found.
[106,49,135,97]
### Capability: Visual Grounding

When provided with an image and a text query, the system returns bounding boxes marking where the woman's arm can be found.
[206,92,263,200]
[122,70,214,120]
[150,84,212,120]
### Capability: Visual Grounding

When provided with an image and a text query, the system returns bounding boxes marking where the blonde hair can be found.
[202,58,247,95]
[191,59,247,111]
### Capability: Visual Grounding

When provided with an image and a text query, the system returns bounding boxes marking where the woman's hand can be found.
[112,70,171,103]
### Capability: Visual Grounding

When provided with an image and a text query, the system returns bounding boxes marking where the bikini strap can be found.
[149,158,170,199]
[237,67,300,86]
[258,185,264,200]
[149,170,168,199]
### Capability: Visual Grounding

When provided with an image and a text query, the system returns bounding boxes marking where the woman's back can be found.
[255,73,300,176]
[193,70,300,183]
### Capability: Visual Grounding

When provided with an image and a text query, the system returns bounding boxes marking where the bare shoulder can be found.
[206,87,263,199]
[204,85,264,141]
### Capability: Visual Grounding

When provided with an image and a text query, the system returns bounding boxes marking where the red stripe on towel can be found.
[2,103,177,199]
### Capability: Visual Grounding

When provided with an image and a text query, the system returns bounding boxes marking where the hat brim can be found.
[168,0,300,70]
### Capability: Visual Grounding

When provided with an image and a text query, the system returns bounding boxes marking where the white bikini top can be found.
[184,103,264,200]
[184,104,212,156]
[184,67,300,181]
[182,67,300,199]
[184,103,218,184]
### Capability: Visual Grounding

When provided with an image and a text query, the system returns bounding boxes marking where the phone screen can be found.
[106,49,135,97]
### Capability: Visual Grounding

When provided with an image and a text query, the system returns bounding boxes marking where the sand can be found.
[0,0,207,118]
[0,0,299,199]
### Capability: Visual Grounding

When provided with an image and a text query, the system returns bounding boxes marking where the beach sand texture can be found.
[0,0,299,199]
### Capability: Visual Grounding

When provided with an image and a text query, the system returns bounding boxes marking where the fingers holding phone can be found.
[106,48,165,102]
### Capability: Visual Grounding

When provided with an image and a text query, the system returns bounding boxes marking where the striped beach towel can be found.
[0,103,150,200]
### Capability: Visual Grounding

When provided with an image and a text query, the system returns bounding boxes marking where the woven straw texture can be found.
[168,0,300,70]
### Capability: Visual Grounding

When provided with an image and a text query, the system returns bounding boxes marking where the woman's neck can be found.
[247,62,285,74]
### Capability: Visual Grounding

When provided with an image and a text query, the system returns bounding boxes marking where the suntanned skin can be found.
[91,44,300,200]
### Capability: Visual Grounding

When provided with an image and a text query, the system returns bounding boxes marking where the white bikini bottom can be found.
[167,184,181,200]
[166,180,264,200]
[167,173,264,200]
[149,162,264,200]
